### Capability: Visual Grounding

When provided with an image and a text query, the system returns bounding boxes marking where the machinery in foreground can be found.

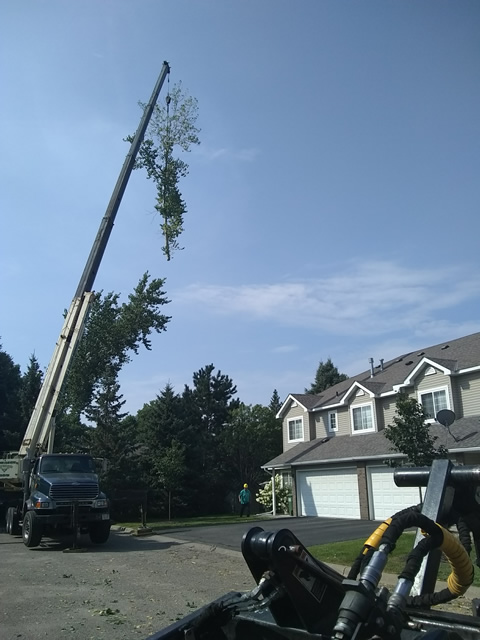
[146,459,480,640]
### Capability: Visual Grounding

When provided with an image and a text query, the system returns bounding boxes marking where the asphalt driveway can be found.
[152,515,384,552]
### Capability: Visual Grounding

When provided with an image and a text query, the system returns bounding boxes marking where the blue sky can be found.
[1,1,479,414]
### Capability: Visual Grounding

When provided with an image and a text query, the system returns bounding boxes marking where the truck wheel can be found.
[11,510,21,535]
[6,507,13,534]
[89,521,110,544]
[22,511,43,548]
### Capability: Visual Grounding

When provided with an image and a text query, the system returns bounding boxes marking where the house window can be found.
[420,387,448,421]
[288,417,303,442]
[425,366,436,376]
[328,411,338,432]
[351,403,375,432]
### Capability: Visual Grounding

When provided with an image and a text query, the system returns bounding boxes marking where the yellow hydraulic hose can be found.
[435,524,474,596]
[362,518,392,554]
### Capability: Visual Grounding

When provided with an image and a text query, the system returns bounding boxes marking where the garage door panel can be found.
[297,468,360,519]
[368,467,422,521]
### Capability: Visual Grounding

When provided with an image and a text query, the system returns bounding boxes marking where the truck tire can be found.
[89,521,110,544]
[6,507,13,534]
[22,510,43,548]
[11,510,21,535]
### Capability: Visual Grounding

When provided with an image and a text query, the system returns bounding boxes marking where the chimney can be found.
[369,357,374,377]
[380,358,384,371]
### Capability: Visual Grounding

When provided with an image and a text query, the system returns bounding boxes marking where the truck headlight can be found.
[94,499,108,508]
[35,500,51,509]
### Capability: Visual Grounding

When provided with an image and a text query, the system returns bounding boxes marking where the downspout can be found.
[272,468,277,516]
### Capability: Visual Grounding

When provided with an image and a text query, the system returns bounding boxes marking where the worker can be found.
[238,483,251,517]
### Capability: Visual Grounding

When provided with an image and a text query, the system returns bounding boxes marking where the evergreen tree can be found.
[0,343,23,451]
[269,389,282,415]
[219,403,283,499]
[86,368,138,493]
[20,353,43,428]
[181,364,239,513]
[384,392,448,466]
[306,358,348,394]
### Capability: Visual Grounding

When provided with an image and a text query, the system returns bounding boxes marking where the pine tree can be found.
[269,389,282,415]
[20,353,43,428]
[306,358,348,394]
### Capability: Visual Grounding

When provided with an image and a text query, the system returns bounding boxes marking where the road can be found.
[152,514,385,551]
[2,517,476,639]
[0,516,379,639]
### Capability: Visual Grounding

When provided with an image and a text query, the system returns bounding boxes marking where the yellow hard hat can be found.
[243,483,248,488]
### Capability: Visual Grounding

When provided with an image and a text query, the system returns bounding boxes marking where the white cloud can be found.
[175,260,480,338]
[271,344,298,354]
[193,145,260,162]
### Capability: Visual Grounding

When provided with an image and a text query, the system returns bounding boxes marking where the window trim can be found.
[418,386,450,423]
[287,416,304,442]
[328,411,338,433]
[350,402,375,434]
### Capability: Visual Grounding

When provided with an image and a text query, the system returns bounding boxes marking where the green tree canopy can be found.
[62,272,170,418]
[0,343,22,451]
[305,357,348,394]
[219,403,283,495]
[20,353,43,429]
[269,389,282,415]
[384,392,448,467]
[129,83,200,260]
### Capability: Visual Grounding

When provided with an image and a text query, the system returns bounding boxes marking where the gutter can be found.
[263,453,406,470]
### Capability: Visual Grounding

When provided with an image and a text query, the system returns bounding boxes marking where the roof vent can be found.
[405,360,414,365]
[441,345,450,350]
[380,358,384,371]
[417,351,425,356]
[396,357,403,363]
[369,357,374,377]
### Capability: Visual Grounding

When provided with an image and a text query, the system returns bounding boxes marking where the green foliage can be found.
[384,392,449,467]
[219,403,282,495]
[62,272,170,417]
[20,353,43,427]
[269,389,282,415]
[256,475,291,514]
[306,358,348,394]
[128,83,200,260]
[154,439,187,520]
[0,342,23,451]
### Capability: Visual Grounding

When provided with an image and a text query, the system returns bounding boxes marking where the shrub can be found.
[256,476,291,514]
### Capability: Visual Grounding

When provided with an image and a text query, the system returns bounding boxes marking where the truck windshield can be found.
[40,456,95,474]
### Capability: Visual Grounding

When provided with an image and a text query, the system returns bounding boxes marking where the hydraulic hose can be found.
[407,523,474,607]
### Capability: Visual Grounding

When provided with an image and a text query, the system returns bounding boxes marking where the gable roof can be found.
[277,331,480,417]
[263,415,480,469]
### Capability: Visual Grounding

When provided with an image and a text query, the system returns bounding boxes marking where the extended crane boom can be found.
[1,61,170,549]
[20,61,170,460]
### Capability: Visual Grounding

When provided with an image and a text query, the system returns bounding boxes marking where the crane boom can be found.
[18,61,171,461]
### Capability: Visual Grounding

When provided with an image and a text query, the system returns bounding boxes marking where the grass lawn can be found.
[116,516,479,588]
[309,535,480,587]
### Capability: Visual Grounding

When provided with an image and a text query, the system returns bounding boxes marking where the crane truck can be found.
[0,61,171,548]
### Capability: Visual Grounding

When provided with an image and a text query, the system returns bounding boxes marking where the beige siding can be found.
[415,368,452,405]
[313,408,349,438]
[336,407,350,435]
[282,402,308,451]
[379,396,397,431]
[452,372,480,418]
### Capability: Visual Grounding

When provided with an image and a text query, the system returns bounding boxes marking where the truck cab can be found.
[8,453,111,548]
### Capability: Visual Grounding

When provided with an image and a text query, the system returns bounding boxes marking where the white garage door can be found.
[368,466,423,521]
[297,468,361,519]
